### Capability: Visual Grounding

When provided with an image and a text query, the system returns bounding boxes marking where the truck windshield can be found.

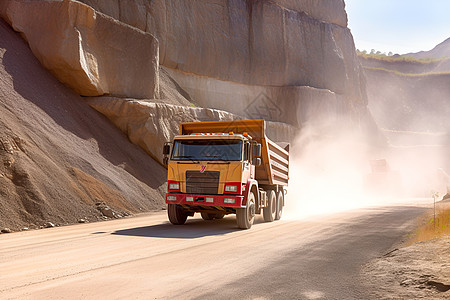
[171,139,242,161]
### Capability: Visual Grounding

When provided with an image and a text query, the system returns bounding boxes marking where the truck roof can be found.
[174,133,249,141]
[180,119,265,140]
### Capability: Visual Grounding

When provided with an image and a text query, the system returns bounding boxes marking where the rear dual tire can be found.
[275,190,284,220]
[263,190,277,222]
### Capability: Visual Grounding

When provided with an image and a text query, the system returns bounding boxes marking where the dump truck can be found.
[162,119,289,229]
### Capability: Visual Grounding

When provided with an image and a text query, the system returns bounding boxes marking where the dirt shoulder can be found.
[362,235,450,299]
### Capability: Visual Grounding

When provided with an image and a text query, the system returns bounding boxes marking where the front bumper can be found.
[165,193,244,208]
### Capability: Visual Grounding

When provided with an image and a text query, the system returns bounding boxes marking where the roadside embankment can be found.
[362,202,450,299]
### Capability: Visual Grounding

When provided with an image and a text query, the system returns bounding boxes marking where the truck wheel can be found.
[263,190,276,222]
[168,204,188,225]
[201,212,215,221]
[236,192,255,229]
[275,190,284,220]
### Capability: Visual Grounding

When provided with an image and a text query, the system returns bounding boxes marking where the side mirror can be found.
[253,143,261,157]
[163,142,171,166]
[252,157,261,166]
[163,142,171,155]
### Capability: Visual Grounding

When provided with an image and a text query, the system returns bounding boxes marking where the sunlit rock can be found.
[0,0,159,99]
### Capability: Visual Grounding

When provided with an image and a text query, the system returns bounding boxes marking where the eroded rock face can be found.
[0,0,159,99]
[81,0,361,96]
[87,97,296,164]
[164,67,341,128]
[78,0,369,136]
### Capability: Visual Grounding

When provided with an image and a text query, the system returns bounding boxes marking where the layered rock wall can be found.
[86,0,359,93]
[164,67,341,127]
[79,0,369,132]
[0,0,159,98]
[359,55,450,133]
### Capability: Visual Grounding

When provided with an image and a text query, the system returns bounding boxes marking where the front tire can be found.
[263,190,276,222]
[168,204,188,225]
[236,192,255,229]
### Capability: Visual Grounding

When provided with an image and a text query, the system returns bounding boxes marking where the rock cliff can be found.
[78,0,370,131]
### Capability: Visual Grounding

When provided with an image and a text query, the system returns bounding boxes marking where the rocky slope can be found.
[0,19,166,231]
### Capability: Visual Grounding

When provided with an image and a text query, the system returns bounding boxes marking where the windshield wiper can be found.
[174,155,200,163]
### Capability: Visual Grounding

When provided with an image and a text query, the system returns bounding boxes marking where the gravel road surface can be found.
[0,205,426,299]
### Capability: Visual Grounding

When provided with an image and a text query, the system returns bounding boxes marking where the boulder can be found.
[44,222,55,228]
[99,207,115,218]
[0,0,159,99]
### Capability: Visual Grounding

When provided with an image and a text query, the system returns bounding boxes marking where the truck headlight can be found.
[168,182,180,190]
[225,184,238,192]
[167,195,177,201]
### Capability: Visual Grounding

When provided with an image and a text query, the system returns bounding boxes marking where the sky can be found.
[345,0,450,55]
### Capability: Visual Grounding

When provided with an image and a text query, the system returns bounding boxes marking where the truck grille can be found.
[186,171,220,195]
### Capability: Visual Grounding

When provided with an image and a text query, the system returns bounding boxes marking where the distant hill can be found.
[404,37,450,59]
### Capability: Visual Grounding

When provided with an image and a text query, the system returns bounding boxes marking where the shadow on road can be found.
[111,216,266,239]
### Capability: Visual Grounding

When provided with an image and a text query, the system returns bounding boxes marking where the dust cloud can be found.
[284,125,449,220]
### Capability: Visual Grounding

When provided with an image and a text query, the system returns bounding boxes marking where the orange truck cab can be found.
[163,120,289,229]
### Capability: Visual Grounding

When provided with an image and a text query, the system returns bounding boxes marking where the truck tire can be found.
[201,212,215,220]
[263,190,276,222]
[168,204,188,225]
[275,190,284,220]
[236,192,255,229]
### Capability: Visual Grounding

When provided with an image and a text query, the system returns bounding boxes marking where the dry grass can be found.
[363,66,450,77]
[409,202,450,244]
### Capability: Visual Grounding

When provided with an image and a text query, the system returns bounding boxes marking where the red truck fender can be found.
[243,179,258,206]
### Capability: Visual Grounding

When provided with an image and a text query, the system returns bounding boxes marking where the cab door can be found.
[243,141,253,179]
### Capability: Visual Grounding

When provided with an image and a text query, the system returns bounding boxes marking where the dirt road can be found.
[0,205,426,299]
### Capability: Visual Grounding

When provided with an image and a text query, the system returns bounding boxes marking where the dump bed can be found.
[180,119,289,186]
